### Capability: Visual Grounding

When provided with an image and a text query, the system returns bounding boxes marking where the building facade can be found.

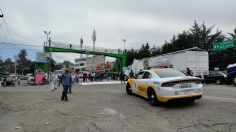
[75,58,86,70]
[74,56,105,72]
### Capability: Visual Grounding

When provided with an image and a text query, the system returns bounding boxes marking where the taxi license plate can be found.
[179,84,192,89]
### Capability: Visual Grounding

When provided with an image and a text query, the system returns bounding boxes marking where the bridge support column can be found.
[120,57,126,70]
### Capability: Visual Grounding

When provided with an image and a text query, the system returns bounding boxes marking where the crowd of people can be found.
[1,66,193,103]
[48,68,135,102]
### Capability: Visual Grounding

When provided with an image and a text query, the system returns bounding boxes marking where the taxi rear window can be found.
[155,69,186,78]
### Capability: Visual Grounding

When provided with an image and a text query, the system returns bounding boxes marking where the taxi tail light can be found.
[161,82,175,87]
[161,80,201,87]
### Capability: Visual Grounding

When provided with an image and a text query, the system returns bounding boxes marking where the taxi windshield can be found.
[155,69,186,78]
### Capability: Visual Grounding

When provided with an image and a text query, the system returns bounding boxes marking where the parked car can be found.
[27,75,35,85]
[1,75,15,87]
[203,71,227,85]
[226,63,236,86]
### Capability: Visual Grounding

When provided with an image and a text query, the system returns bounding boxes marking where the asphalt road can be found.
[0,82,236,132]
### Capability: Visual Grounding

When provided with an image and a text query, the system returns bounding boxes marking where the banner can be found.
[148,56,169,67]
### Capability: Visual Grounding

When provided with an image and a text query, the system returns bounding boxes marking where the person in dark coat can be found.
[60,67,72,101]
[186,68,192,76]
[120,71,126,84]
[129,70,134,78]
[68,70,73,94]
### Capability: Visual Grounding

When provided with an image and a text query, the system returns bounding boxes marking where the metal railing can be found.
[44,41,124,54]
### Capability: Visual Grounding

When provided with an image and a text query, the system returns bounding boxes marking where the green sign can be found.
[213,39,235,51]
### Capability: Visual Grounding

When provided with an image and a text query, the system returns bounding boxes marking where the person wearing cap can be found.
[60,67,72,101]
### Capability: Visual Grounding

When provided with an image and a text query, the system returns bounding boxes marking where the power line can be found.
[0,9,12,43]
[0,42,44,47]
[0,25,9,42]
[0,47,43,51]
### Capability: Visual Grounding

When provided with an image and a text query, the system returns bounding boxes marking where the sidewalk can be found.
[79,81,121,85]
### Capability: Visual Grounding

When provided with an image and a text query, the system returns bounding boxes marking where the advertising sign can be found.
[35,52,49,63]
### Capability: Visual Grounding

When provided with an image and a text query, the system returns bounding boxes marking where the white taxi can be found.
[126,68,203,106]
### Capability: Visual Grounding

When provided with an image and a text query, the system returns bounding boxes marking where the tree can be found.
[126,49,136,66]
[4,58,14,73]
[189,21,225,51]
[124,21,232,70]
[0,58,3,66]
[228,28,236,39]
[150,46,161,56]
[138,42,151,59]
[24,59,34,74]
[51,58,62,71]
[16,49,28,75]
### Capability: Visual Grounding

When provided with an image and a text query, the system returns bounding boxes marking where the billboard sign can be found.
[213,39,235,51]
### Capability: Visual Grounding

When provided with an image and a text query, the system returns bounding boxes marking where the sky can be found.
[0,0,235,63]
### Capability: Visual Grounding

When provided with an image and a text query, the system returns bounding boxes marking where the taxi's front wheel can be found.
[126,84,133,95]
[147,89,159,106]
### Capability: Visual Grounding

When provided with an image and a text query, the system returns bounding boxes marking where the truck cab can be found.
[226,63,236,86]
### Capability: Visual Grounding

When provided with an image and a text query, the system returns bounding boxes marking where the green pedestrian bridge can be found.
[43,41,127,69]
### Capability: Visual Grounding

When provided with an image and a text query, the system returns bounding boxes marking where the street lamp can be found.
[122,39,126,52]
[44,30,51,45]
[92,30,96,51]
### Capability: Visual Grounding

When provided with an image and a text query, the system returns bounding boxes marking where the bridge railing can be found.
[44,41,124,54]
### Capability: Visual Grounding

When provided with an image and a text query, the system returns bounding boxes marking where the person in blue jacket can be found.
[60,67,72,101]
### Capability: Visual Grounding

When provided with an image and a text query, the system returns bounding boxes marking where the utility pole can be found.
[14,63,17,77]
[80,38,83,58]
[92,30,96,52]
[48,37,52,82]
[122,39,126,53]
[44,30,51,82]
[104,57,106,72]
[92,29,96,72]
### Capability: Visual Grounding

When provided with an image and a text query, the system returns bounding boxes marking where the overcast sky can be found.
[0,0,235,62]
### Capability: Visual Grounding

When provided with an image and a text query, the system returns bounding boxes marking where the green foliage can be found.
[51,58,63,71]
[228,28,236,39]
[16,49,31,74]
[112,59,120,72]
[3,58,14,73]
[125,21,235,70]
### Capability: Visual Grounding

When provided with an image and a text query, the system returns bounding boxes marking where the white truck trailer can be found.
[148,47,209,77]
[128,59,144,75]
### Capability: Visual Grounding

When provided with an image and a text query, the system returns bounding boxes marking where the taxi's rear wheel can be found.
[147,89,159,106]
[126,84,133,95]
